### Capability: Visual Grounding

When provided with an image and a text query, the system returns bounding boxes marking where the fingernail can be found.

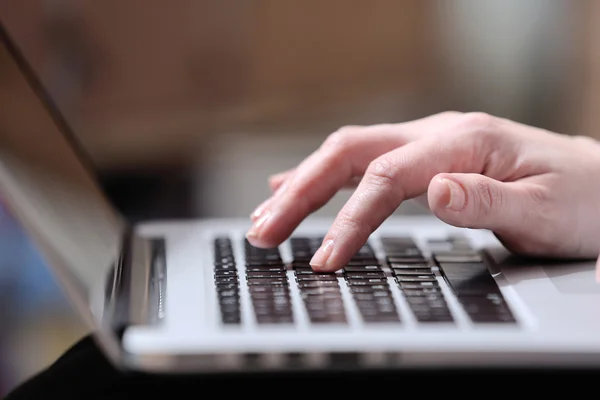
[246,211,272,241]
[310,239,334,270]
[443,179,466,211]
[250,200,269,221]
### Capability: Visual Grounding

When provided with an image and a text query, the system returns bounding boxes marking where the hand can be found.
[244,112,600,277]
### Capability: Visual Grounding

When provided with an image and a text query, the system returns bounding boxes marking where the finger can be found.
[246,126,411,247]
[252,174,360,222]
[266,112,464,194]
[269,170,293,192]
[596,256,600,283]
[309,118,506,271]
[246,112,465,247]
[427,173,533,233]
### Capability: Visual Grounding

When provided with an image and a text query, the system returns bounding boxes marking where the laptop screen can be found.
[0,23,126,321]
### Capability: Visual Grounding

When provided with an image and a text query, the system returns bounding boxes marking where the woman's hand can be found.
[245,112,600,276]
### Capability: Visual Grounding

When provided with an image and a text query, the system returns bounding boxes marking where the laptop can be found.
[1,21,600,374]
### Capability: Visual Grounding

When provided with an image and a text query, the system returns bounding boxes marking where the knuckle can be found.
[457,112,499,140]
[473,178,501,215]
[366,158,397,190]
[321,125,361,152]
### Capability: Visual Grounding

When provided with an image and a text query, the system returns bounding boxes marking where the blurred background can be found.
[1,0,600,395]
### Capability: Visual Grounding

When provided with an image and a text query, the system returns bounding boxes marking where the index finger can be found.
[309,114,503,272]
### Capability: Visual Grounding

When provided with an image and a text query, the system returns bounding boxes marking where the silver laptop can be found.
[1,22,600,374]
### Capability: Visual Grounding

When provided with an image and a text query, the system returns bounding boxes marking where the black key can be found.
[256,315,294,324]
[221,313,241,324]
[391,268,433,276]
[246,271,287,278]
[346,278,388,286]
[249,285,290,294]
[249,293,291,302]
[433,251,483,263]
[387,256,427,264]
[218,288,239,297]
[349,284,391,293]
[355,296,396,308]
[402,288,443,297]
[398,281,439,290]
[405,294,447,306]
[214,270,238,277]
[344,271,386,279]
[214,264,237,271]
[302,294,343,304]
[215,258,236,265]
[296,274,338,282]
[345,259,379,266]
[215,276,238,284]
[297,280,340,289]
[413,312,454,323]
[294,269,322,275]
[300,287,342,296]
[246,261,285,268]
[304,297,344,308]
[389,262,430,269]
[344,265,382,272]
[384,248,423,257]
[396,275,437,283]
[246,278,288,286]
[352,291,392,301]
[468,313,516,323]
[437,262,500,296]
[246,266,285,272]
[219,300,241,309]
[216,283,239,291]
[309,316,347,324]
[292,263,312,267]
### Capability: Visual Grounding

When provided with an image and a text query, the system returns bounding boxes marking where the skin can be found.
[244,111,600,281]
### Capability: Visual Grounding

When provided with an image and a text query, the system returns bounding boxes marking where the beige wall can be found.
[0,1,439,171]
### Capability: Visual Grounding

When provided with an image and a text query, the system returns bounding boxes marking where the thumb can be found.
[427,173,529,232]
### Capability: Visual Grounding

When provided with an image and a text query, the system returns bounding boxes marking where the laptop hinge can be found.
[104,230,166,330]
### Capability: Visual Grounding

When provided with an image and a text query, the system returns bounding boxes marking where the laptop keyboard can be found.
[213,235,517,327]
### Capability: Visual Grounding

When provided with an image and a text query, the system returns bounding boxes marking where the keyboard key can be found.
[437,262,500,296]
[214,237,242,324]
[297,280,340,289]
[398,281,438,290]
[344,265,382,272]
[296,274,338,282]
[244,241,294,324]
[387,256,428,264]
[246,271,287,279]
[346,278,389,286]
[433,251,483,263]
[291,236,350,324]
[402,288,443,296]
[391,267,433,276]
[396,275,437,283]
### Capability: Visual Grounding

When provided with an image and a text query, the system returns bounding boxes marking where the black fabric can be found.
[5,333,600,399]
